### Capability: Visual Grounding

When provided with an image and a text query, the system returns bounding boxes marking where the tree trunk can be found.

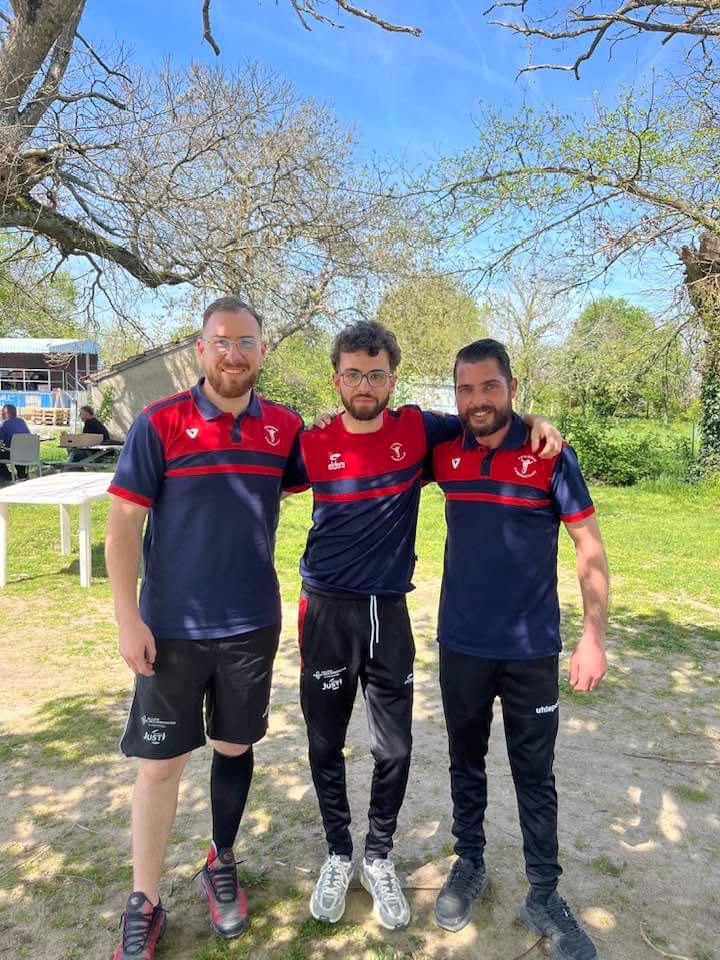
[680,232,720,473]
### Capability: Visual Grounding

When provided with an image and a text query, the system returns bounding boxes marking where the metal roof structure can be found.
[0,337,99,355]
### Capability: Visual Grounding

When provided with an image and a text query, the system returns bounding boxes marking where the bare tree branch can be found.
[485,0,720,75]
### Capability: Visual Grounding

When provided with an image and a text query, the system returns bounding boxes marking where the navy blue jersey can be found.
[430,413,594,659]
[296,406,461,596]
[109,380,304,641]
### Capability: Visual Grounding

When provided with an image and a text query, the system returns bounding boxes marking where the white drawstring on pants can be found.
[369,594,380,659]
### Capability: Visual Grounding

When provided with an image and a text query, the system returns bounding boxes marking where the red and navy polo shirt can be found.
[429,413,595,660]
[109,380,304,641]
[295,406,462,596]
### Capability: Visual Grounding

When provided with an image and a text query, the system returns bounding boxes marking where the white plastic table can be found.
[0,472,112,588]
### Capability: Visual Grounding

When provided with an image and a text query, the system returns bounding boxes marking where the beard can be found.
[341,391,390,421]
[460,402,513,438]
[204,363,257,399]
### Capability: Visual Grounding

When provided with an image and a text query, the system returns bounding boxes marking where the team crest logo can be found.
[389,442,406,462]
[514,454,537,478]
[451,457,461,469]
[264,425,280,446]
[186,427,199,439]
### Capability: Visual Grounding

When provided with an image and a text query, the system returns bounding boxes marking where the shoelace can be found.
[546,896,584,939]
[120,907,156,953]
[320,853,354,893]
[448,859,485,897]
[190,855,242,903]
[371,862,403,906]
[319,855,351,895]
[207,861,238,903]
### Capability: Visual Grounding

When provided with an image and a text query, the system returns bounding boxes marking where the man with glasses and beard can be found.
[105,297,305,960]
[429,339,608,960]
[293,321,563,932]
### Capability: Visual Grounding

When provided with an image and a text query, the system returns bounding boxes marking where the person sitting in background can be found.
[79,404,111,442]
[67,405,112,465]
[0,404,31,483]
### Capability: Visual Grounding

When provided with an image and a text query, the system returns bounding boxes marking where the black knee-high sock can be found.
[211,748,254,851]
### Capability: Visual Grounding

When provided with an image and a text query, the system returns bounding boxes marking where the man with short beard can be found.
[429,339,608,960]
[293,321,562,932]
[105,297,305,960]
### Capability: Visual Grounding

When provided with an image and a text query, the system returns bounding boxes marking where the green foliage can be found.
[258,329,336,419]
[97,386,115,423]
[698,330,720,474]
[0,233,81,338]
[673,785,711,803]
[560,297,691,420]
[376,272,486,391]
[560,415,694,485]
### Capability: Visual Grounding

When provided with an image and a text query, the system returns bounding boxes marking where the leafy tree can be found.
[258,329,337,419]
[424,68,719,467]
[483,273,568,412]
[376,273,486,390]
[0,233,80,337]
[560,297,691,419]
[448,0,720,469]
[1,4,423,337]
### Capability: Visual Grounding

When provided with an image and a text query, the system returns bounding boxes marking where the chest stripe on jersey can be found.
[166,450,287,471]
[165,464,283,479]
[438,477,550,500]
[309,459,423,494]
[444,491,551,508]
[315,469,422,502]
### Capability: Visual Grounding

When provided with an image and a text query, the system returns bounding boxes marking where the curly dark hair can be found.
[330,320,402,372]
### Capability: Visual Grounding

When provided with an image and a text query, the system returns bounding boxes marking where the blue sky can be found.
[80,0,679,308]
[83,0,670,163]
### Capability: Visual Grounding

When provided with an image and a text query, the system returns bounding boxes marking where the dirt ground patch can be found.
[1,591,718,960]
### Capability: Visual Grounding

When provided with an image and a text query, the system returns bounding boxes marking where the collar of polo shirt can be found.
[461,411,528,452]
[191,378,262,421]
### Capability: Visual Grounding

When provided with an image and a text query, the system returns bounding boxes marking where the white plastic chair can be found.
[9,433,42,480]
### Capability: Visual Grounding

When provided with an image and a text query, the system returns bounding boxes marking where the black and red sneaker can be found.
[198,844,248,939]
[113,891,166,959]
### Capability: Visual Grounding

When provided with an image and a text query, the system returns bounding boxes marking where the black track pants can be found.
[298,585,415,861]
[440,646,562,893]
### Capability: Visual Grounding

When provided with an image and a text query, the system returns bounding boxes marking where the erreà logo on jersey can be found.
[186,427,199,439]
[451,457,461,469]
[328,452,346,471]
[264,425,280,446]
[389,442,406,462]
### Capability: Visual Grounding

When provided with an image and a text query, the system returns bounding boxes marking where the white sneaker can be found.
[360,858,411,929]
[310,854,354,923]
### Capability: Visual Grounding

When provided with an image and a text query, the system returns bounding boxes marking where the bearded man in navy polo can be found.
[105,297,305,959]
[429,339,609,960]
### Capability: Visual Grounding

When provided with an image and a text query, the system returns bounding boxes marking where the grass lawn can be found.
[0,478,718,960]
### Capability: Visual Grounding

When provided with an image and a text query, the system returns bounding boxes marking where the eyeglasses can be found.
[339,369,391,387]
[203,336,258,353]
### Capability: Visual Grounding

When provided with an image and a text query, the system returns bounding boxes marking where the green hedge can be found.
[559,416,694,485]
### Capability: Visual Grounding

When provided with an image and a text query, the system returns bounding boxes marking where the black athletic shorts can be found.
[120,624,280,759]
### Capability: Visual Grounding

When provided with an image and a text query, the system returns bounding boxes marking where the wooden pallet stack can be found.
[20,407,70,426]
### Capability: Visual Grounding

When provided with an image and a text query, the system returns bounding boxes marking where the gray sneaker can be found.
[360,858,411,930]
[310,854,354,923]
